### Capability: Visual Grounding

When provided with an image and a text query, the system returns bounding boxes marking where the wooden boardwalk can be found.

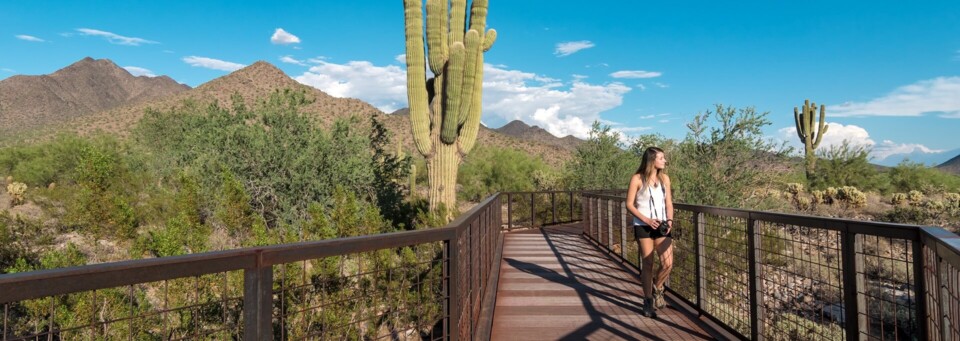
[490,224,717,341]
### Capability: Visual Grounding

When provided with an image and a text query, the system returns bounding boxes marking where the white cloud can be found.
[271,28,300,45]
[610,70,662,79]
[279,55,306,66]
[830,76,960,118]
[76,28,157,46]
[777,122,944,162]
[636,84,647,91]
[15,35,44,42]
[123,66,156,77]
[1,68,15,73]
[653,82,669,88]
[182,56,245,71]
[294,60,407,112]
[395,54,406,64]
[483,63,633,139]
[554,40,594,57]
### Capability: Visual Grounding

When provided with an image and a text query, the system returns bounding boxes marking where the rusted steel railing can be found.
[583,190,960,341]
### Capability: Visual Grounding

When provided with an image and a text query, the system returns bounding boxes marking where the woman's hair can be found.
[635,146,665,191]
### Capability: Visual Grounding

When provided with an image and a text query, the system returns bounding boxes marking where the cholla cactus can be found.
[811,190,826,204]
[838,186,866,208]
[4,175,11,185]
[786,183,804,196]
[7,182,27,206]
[908,190,924,203]
[945,193,960,208]
[796,196,812,210]
[825,187,838,205]
[891,193,908,205]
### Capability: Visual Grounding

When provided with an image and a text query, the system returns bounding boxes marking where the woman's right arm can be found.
[625,175,651,226]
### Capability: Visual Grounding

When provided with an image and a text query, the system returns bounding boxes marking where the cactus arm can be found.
[426,0,447,76]
[441,42,465,144]
[812,104,828,149]
[404,0,433,156]
[458,51,484,155]
[793,106,805,141]
[450,0,467,45]
[469,0,488,31]
[482,29,497,51]
[458,29,481,125]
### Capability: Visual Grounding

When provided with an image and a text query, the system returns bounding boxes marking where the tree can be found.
[567,122,635,190]
[403,0,498,218]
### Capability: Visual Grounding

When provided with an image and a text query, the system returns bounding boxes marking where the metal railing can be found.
[501,191,583,231]
[582,190,960,341]
[0,194,510,341]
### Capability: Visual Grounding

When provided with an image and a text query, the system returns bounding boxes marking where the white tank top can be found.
[633,178,666,226]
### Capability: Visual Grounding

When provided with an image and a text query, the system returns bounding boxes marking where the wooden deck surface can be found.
[490,224,716,341]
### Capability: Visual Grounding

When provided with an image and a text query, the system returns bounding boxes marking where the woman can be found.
[626,146,674,318]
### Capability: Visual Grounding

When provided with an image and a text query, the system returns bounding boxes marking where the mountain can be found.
[937,153,960,175]
[494,120,583,151]
[873,148,960,167]
[0,57,190,138]
[35,61,573,167]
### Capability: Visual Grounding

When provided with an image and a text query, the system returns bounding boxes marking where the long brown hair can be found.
[635,146,665,192]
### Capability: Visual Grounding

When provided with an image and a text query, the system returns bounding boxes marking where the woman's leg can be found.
[638,237,656,299]
[653,237,674,290]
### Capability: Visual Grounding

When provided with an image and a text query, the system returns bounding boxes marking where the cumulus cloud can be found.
[279,55,306,66]
[830,77,960,118]
[555,40,594,57]
[271,28,300,45]
[483,64,635,139]
[15,35,44,42]
[777,122,944,162]
[294,60,407,112]
[123,66,156,77]
[76,28,157,46]
[610,70,662,79]
[182,56,245,71]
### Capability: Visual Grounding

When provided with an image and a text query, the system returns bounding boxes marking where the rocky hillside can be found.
[937,154,960,175]
[17,60,573,167]
[0,57,190,138]
[494,120,583,152]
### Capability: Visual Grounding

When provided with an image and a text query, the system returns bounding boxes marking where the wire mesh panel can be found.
[1,271,245,340]
[669,209,697,304]
[943,261,960,341]
[857,235,920,340]
[700,213,751,337]
[756,221,845,340]
[272,243,445,341]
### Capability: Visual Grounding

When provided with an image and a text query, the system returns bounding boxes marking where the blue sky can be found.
[3,0,959,165]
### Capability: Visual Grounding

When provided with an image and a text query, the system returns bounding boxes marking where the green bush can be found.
[810,141,888,192]
[566,122,635,190]
[458,145,554,201]
[887,160,960,194]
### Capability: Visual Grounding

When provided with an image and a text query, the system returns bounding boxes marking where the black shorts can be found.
[634,224,671,240]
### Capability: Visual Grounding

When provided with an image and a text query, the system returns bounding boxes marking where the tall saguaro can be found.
[403,0,496,215]
[794,99,829,181]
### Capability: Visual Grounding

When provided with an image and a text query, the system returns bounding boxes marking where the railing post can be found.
[912,236,930,341]
[551,192,557,225]
[620,202,628,259]
[607,199,614,247]
[507,193,513,231]
[746,216,764,340]
[695,211,705,311]
[842,229,867,341]
[446,230,460,341]
[243,252,273,341]
[530,193,536,228]
[569,192,574,222]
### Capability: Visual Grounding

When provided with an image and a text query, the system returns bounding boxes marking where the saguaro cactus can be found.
[403,0,496,215]
[794,99,829,181]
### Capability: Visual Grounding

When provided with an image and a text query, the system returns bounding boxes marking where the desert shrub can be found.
[459,145,554,201]
[0,134,88,187]
[947,193,960,208]
[908,190,924,203]
[134,213,210,258]
[891,193,908,205]
[566,122,635,190]
[810,141,888,192]
[795,196,812,210]
[670,104,790,208]
[768,313,844,341]
[887,160,960,194]
[825,187,838,203]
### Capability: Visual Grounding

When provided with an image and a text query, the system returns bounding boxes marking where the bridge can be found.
[1,190,958,340]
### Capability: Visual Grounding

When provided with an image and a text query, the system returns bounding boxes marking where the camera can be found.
[657,220,670,234]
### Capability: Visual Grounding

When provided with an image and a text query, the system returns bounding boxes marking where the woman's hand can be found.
[664,219,673,234]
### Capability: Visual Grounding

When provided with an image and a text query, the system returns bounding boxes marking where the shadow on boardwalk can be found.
[490,224,716,340]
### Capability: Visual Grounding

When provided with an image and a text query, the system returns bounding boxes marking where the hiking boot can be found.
[653,286,666,309]
[642,297,658,318]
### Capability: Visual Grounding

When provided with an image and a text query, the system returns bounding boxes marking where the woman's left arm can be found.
[664,174,675,231]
